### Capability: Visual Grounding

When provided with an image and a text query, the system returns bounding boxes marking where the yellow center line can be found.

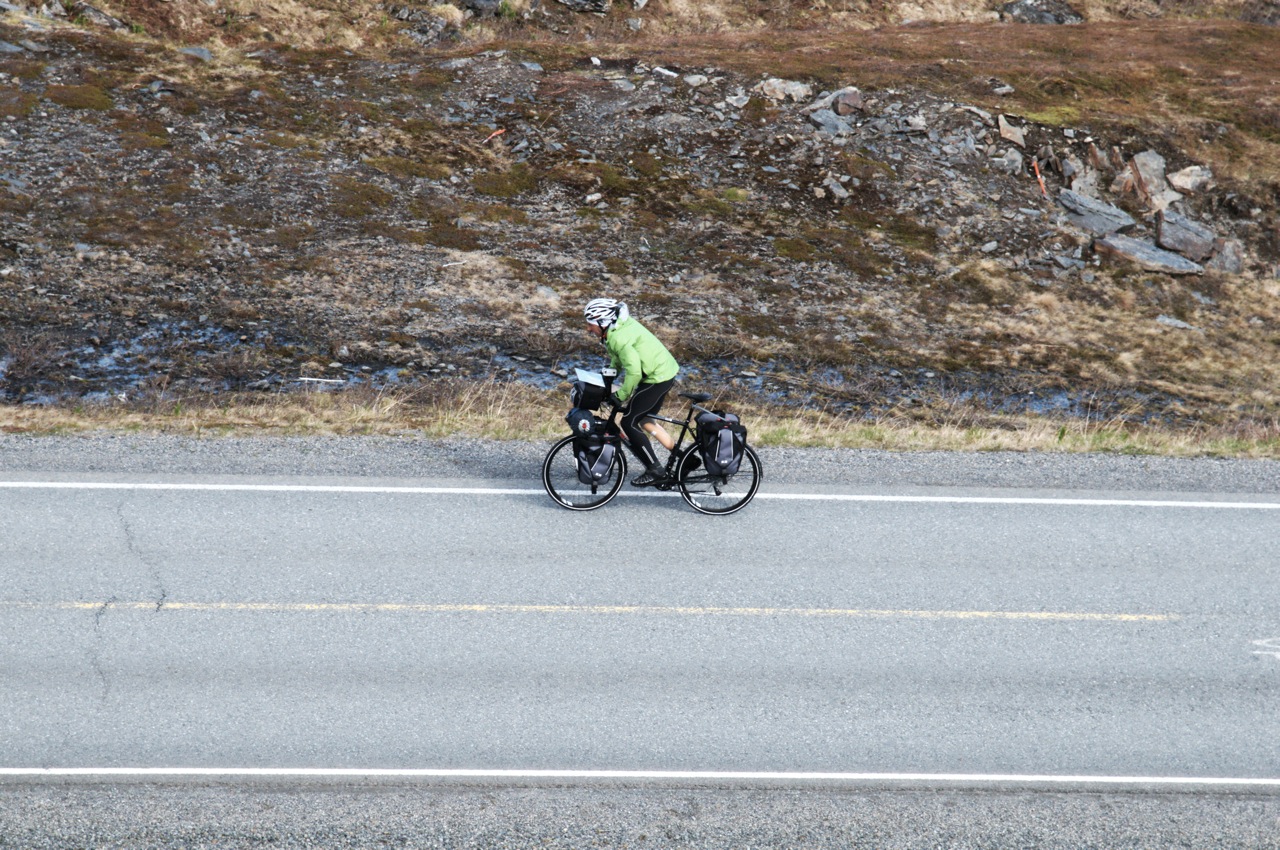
[0,601,1175,622]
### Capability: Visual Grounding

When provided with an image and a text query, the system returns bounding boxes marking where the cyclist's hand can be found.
[608,393,625,409]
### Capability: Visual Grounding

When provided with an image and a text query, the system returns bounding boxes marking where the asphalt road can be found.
[1,436,1278,847]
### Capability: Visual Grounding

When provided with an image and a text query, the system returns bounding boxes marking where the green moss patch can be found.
[0,90,38,119]
[0,58,45,80]
[264,131,307,149]
[330,175,395,218]
[774,237,818,262]
[364,155,451,180]
[473,164,539,198]
[603,257,630,276]
[628,151,664,178]
[45,84,113,111]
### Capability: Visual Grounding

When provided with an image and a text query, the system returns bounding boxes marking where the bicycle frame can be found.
[607,396,722,481]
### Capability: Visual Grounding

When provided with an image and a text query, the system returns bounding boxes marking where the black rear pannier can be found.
[696,411,747,476]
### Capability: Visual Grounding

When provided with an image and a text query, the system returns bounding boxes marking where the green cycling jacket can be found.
[604,317,679,403]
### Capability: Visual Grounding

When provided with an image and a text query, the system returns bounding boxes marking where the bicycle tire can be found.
[542,435,627,511]
[676,444,761,515]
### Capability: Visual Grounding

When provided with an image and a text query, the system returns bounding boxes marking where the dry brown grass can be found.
[2,381,1276,457]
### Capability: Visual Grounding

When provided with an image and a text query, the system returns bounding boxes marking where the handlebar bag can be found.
[570,380,606,411]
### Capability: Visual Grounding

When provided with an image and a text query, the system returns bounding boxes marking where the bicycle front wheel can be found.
[676,445,762,515]
[542,435,627,511]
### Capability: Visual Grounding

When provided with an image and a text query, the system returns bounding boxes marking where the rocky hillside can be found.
[1,0,1278,432]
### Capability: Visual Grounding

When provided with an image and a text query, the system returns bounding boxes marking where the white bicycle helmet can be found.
[583,297,629,330]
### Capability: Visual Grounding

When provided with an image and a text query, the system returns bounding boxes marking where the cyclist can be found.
[583,297,679,487]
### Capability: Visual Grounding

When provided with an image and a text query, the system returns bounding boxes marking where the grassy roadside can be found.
[2,383,1276,458]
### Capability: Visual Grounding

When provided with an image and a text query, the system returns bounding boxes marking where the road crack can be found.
[115,502,168,612]
[88,596,117,702]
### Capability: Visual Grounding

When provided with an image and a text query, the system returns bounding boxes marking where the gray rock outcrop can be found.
[68,2,127,29]
[555,0,611,11]
[1157,211,1216,262]
[1094,234,1204,275]
[1059,190,1135,235]
[998,0,1085,23]
[1206,239,1246,274]
[809,109,853,136]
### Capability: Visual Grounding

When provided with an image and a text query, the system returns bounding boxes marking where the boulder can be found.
[1168,165,1214,193]
[1206,239,1246,274]
[1059,189,1135,235]
[1129,150,1182,210]
[992,148,1024,174]
[0,40,23,53]
[998,115,1025,148]
[1068,164,1100,196]
[804,86,864,116]
[823,177,850,200]
[900,114,928,134]
[998,0,1085,23]
[1094,234,1204,275]
[68,2,126,29]
[809,109,852,136]
[754,78,813,103]
[1157,315,1199,331]
[1157,211,1216,261]
[1086,142,1107,172]
[556,0,611,11]
[832,88,865,115]
[1131,150,1167,189]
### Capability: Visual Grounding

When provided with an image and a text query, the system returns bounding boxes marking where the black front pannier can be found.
[566,408,615,485]
[574,433,616,485]
[696,411,747,476]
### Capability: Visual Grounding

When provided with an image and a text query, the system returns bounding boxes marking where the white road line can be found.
[0,768,1277,788]
[0,601,1175,622]
[0,480,1277,509]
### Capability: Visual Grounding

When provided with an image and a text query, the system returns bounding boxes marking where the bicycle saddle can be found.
[680,392,712,402]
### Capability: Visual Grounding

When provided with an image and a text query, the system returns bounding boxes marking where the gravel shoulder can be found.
[0,784,1277,850]
[1,434,1277,494]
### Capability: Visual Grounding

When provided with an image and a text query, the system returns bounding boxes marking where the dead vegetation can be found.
[0,380,1275,458]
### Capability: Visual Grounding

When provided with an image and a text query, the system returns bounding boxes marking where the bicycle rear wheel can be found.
[542,435,626,511]
[676,445,762,515]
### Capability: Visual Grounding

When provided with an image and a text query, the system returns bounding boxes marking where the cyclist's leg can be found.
[642,418,674,450]
[621,379,673,473]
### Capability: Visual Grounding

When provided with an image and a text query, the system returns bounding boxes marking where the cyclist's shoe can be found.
[684,452,702,472]
[631,464,668,487]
